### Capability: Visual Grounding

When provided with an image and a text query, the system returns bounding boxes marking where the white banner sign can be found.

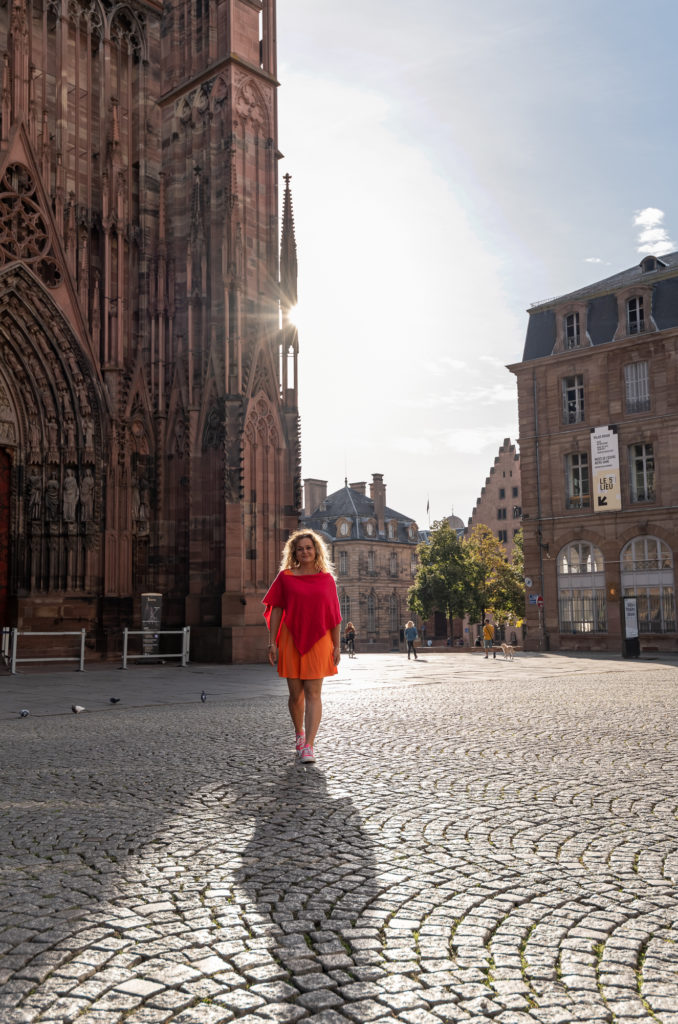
[590,425,622,512]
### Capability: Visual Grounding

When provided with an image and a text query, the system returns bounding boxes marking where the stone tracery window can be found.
[0,164,60,286]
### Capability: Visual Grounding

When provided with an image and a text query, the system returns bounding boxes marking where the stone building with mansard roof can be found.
[509,252,678,654]
[0,0,299,661]
[302,475,420,651]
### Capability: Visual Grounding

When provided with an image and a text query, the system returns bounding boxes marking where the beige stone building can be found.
[509,252,678,654]
[301,475,420,651]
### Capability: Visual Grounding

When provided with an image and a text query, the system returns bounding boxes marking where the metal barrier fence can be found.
[121,626,191,669]
[8,628,86,674]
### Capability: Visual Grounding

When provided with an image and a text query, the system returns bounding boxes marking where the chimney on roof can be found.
[370,473,386,534]
[303,478,327,517]
[349,481,366,496]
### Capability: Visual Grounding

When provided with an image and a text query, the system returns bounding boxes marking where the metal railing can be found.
[8,628,86,674]
[121,626,191,669]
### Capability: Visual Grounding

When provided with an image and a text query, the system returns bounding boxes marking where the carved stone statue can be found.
[80,468,94,522]
[62,467,79,522]
[45,473,59,521]
[28,469,42,520]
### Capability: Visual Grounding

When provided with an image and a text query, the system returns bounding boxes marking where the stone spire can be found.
[280,173,297,310]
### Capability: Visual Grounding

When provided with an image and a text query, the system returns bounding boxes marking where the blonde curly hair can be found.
[280,529,335,577]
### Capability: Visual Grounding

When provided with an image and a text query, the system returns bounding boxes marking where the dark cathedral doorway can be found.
[0,448,10,625]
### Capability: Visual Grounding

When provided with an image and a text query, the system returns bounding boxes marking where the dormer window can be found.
[336,519,350,538]
[627,296,645,335]
[564,312,580,349]
[365,521,375,537]
[640,255,666,274]
[387,520,396,539]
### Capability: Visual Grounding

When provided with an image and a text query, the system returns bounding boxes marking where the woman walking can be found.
[263,530,342,764]
[404,620,418,660]
[344,621,357,658]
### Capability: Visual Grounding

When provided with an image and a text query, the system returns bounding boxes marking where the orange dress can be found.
[276,620,338,679]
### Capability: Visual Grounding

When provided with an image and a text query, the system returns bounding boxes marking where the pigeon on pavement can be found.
[201,690,207,702]
[19,709,29,718]
[71,705,85,713]
[109,697,121,703]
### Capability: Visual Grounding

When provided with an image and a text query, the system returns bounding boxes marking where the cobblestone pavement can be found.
[2,652,678,1024]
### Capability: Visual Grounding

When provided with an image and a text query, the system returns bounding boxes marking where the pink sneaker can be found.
[295,732,306,754]
[299,744,316,764]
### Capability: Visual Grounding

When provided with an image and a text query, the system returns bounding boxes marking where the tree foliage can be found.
[407,519,469,625]
[465,524,524,623]
[409,521,526,629]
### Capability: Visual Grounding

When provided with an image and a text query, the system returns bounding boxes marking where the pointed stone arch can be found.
[0,263,107,602]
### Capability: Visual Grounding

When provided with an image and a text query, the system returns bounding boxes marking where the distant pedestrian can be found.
[344,621,357,658]
[263,529,342,765]
[483,619,495,659]
[404,620,418,660]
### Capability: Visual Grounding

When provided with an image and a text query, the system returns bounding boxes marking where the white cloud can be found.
[634,207,675,255]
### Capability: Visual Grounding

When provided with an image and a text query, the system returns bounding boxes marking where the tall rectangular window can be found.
[367,550,375,574]
[564,312,580,349]
[562,375,585,423]
[340,594,351,623]
[565,452,590,509]
[498,529,508,543]
[497,507,507,520]
[629,442,655,502]
[627,296,645,335]
[339,551,348,575]
[389,552,398,576]
[625,361,650,413]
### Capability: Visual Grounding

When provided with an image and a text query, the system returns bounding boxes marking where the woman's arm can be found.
[331,623,341,665]
[268,606,282,666]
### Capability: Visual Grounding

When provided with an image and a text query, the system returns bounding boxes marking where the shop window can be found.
[557,541,606,633]
[621,537,675,634]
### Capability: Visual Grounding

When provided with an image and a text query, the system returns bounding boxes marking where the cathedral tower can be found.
[0,0,300,661]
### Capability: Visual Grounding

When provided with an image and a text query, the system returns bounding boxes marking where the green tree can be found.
[408,519,469,635]
[465,524,525,625]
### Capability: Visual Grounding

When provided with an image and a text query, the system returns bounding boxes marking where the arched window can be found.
[621,537,675,634]
[367,593,376,632]
[557,541,607,633]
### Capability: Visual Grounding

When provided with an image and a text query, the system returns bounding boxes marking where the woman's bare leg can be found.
[303,679,323,747]
[286,678,305,734]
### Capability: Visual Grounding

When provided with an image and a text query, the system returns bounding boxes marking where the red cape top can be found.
[263,570,341,655]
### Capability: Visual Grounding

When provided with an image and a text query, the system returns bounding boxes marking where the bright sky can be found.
[276,0,678,529]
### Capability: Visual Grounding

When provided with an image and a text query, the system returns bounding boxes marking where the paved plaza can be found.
[2,650,678,1024]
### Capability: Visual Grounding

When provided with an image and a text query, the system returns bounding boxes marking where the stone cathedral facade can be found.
[0,0,301,661]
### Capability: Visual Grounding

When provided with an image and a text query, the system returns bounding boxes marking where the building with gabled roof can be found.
[302,475,420,651]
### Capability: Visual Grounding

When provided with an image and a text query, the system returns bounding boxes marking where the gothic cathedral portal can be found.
[0,0,300,661]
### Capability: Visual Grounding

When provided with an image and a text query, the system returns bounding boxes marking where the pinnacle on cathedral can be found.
[280,173,298,311]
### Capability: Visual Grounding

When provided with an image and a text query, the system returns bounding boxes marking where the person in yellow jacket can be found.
[482,619,495,659]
